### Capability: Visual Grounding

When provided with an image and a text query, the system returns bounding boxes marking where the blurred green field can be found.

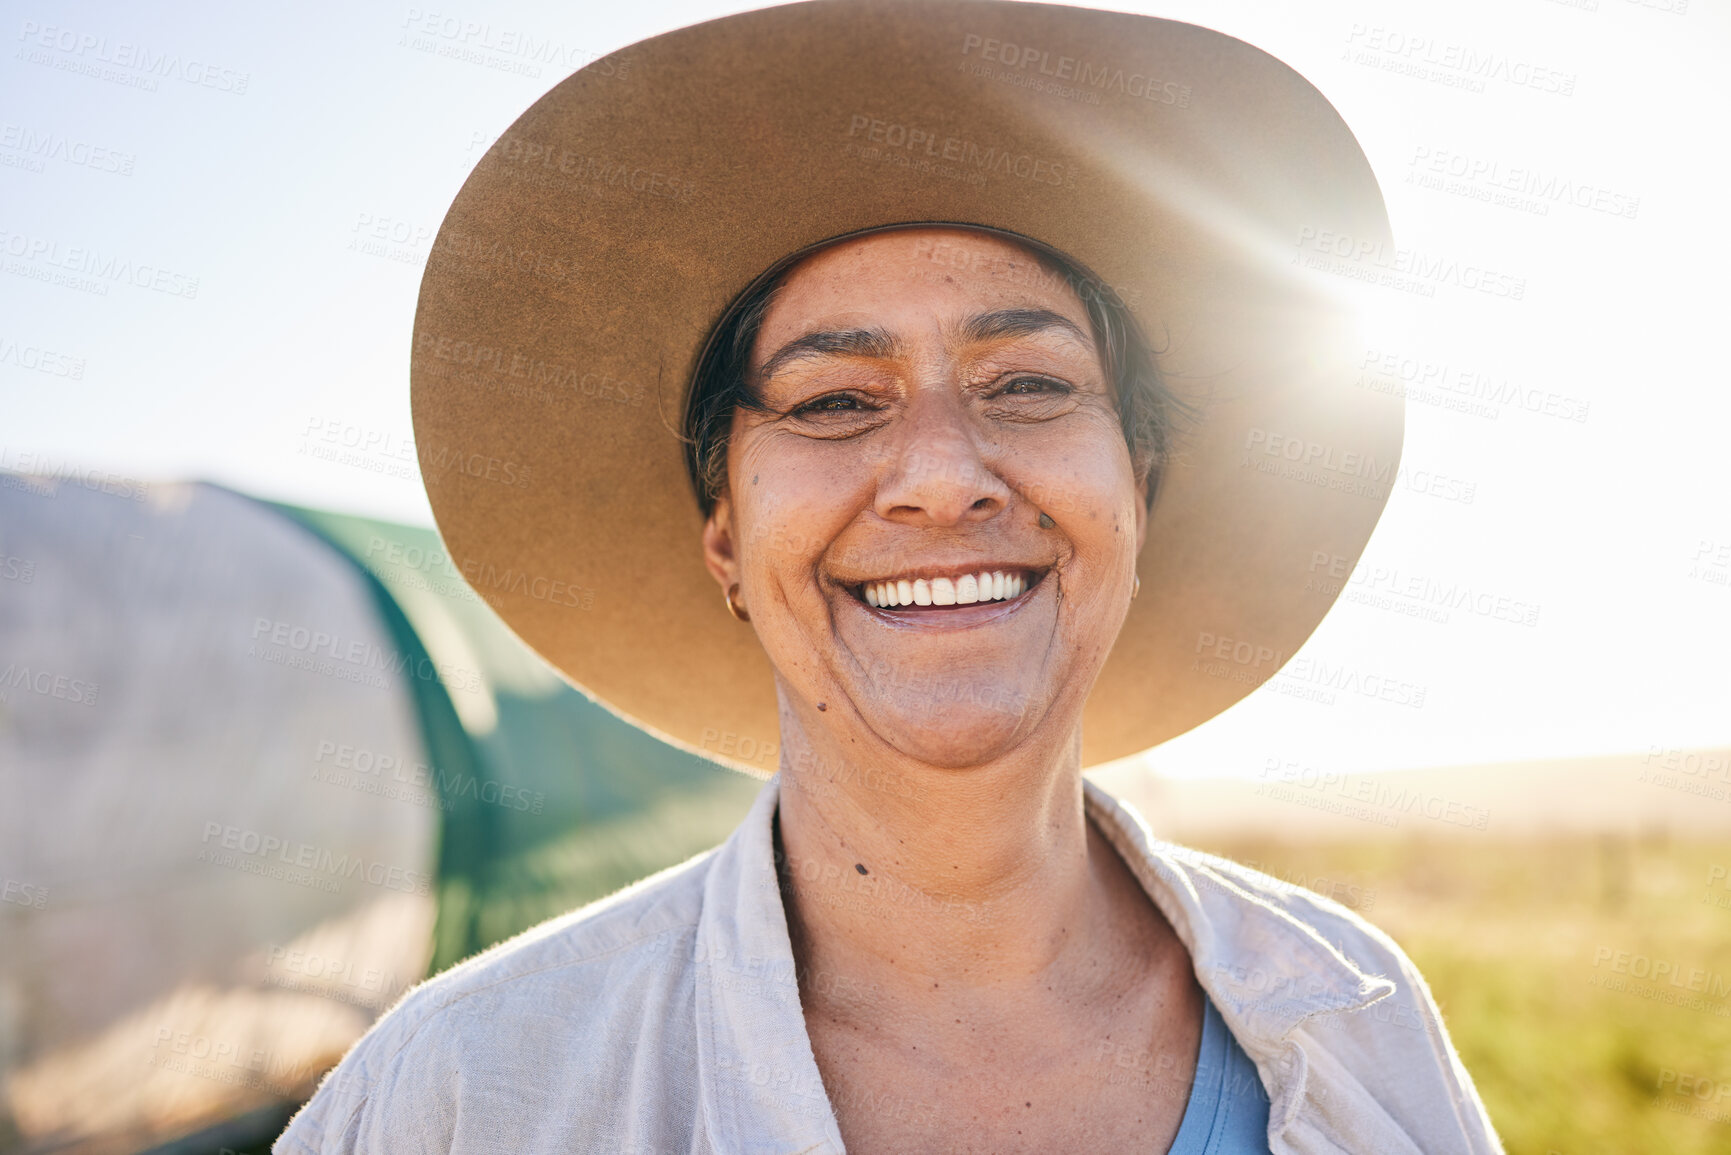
[1187,832,1731,1155]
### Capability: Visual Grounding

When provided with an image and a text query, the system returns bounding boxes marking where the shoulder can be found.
[276,847,717,1154]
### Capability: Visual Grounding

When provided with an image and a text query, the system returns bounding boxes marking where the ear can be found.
[701,494,740,591]
[1132,470,1151,557]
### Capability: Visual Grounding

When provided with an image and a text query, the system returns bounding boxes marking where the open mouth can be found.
[857,568,1044,610]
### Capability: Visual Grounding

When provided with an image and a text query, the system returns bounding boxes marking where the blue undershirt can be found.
[1167,993,1275,1154]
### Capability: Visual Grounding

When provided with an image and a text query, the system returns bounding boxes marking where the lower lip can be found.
[851,576,1044,631]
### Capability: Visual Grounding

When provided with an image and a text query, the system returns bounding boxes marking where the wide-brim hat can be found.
[412,0,1399,775]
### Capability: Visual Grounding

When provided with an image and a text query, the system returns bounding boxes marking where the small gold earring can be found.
[724,583,751,622]
[1132,574,1141,600]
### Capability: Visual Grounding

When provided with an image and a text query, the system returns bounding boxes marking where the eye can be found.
[997,376,1072,396]
[979,373,1081,423]
[793,392,871,414]
[781,391,891,438]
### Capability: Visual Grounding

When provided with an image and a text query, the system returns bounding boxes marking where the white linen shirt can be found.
[277,775,1504,1154]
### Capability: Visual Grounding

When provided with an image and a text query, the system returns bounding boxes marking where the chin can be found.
[867,696,1043,770]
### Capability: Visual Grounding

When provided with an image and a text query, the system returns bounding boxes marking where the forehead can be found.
[760,227,1091,339]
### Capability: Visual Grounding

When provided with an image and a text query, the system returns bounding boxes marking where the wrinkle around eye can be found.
[777,397,894,439]
[979,384,1084,423]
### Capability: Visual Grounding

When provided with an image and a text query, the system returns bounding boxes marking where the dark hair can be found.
[681,225,1184,519]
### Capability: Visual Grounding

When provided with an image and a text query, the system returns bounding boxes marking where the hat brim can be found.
[411,0,1400,775]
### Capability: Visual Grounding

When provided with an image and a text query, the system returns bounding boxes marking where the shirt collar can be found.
[694,774,844,1153]
[1082,777,1395,1054]
[692,774,1391,1150]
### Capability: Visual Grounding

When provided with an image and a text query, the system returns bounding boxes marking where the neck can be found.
[773,710,1133,1006]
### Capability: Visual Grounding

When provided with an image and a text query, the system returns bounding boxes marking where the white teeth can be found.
[863,570,1035,609]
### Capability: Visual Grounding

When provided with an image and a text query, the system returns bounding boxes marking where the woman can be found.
[282,2,1500,1152]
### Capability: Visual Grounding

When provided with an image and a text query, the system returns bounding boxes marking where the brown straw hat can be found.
[411,0,1399,775]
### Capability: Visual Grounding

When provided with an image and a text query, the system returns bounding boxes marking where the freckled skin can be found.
[706,230,1140,767]
[702,229,1201,1153]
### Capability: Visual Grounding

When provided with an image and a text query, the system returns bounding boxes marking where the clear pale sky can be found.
[3,0,1727,776]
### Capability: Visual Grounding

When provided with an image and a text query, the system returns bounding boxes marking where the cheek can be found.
[1006,424,1138,536]
[731,435,874,581]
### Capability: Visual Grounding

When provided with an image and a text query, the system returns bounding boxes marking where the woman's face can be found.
[703,227,1147,769]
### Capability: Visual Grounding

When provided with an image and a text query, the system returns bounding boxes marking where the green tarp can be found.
[267,503,761,973]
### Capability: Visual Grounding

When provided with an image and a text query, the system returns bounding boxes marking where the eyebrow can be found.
[957,307,1091,349]
[755,308,1092,382]
[757,327,900,382]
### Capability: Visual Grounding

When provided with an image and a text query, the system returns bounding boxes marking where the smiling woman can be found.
[684,225,1220,1152]
[278,3,1502,1154]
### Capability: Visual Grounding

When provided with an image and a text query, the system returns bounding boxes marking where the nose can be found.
[873,392,1011,527]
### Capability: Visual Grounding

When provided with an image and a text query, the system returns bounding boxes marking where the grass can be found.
[1184,832,1731,1155]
